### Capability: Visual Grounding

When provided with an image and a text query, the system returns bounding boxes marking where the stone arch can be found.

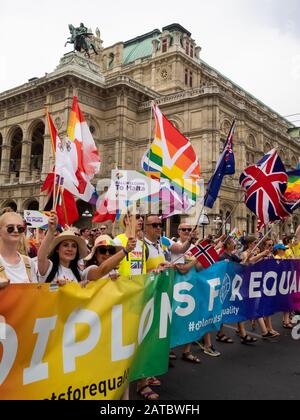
[221,119,232,135]
[29,120,45,172]
[8,126,23,177]
[168,116,184,132]
[264,141,272,154]
[280,149,286,165]
[22,199,40,211]
[1,200,18,212]
[85,115,101,140]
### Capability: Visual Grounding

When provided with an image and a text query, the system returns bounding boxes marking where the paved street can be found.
[132,314,300,400]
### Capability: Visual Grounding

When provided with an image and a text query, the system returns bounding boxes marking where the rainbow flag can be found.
[142,104,201,203]
[285,170,300,202]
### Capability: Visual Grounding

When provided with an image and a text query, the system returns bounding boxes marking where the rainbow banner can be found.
[286,170,300,202]
[0,271,174,400]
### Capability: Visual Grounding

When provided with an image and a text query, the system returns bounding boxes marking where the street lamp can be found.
[199,213,210,239]
[82,210,93,228]
[82,210,93,218]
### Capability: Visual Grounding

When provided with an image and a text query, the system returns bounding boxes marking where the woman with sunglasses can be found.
[84,235,137,281]
[38,212,136,284]
[0,212,38,285]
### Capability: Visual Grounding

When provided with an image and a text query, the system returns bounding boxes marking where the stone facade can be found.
[0,23,299,235]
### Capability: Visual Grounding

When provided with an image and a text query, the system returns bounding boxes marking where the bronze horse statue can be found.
[65,24,98,58]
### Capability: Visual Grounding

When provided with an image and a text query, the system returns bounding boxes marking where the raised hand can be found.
[126,237,137,253]
[48,211,58,234]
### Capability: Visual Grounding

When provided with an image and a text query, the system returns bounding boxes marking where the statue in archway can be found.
[65,23,98,58]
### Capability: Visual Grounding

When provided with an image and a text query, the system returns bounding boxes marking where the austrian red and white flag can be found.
[62,96,100,204]
[190,240,220,269]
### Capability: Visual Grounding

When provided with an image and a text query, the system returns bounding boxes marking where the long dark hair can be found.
[46,244,81,283]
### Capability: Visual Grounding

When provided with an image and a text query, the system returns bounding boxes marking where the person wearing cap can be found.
[84,235,136,281]
[274,243,288,260]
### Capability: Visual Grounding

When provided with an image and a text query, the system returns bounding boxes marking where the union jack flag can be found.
[239,149,292,230]
[190,240,220,269]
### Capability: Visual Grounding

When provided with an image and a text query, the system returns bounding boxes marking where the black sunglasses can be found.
[147,223,163,229]
[97,247,116,256]
[180,228,192,233]
[6,225,25,234]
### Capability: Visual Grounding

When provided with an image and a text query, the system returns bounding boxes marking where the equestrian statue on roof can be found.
[65,23,98,58]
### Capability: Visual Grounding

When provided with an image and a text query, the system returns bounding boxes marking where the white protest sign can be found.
[24,211,49,228]
[108,170,160,211]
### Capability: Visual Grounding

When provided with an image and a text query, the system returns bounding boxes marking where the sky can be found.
[1,0,300,123]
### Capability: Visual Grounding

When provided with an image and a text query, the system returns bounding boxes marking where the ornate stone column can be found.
[0,142,11,183]
[19,138,32,182]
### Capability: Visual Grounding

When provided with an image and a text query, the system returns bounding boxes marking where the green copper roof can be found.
[123,29,161,65]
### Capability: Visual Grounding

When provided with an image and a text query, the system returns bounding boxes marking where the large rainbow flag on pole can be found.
[141,103,201,203]
[285,170,300,202]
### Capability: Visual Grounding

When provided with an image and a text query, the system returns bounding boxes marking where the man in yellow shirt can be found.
[285,225,300,259]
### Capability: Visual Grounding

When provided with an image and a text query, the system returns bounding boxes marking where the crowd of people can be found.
[0,205,299,400]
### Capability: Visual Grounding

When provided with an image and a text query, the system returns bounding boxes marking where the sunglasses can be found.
[97,247,116,256]
[6,225,26,234]
[180,228,192,233]
[135,215,144,220]
[147,223,163,229]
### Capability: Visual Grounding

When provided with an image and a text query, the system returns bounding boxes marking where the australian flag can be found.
[239,149,293,230]
[204,120,236,208]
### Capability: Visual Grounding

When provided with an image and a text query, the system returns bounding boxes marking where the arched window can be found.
[10,127,23,177]
[251,216,256,234]
[264,142,271,154]
[247,134,256,149]
[2,201,17,212]
[225,211,232,233]
[24,200,39,211]
[31,121,45,173]
[247,215,251,234]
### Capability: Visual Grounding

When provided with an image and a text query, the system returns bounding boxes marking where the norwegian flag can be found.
[190,240,220,269]
[239,149,293,230]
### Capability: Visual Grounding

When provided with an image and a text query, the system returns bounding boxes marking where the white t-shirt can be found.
[38,261,87,284]
[0,254,38,284]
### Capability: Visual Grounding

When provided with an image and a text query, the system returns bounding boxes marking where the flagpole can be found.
[247,221,280,259]
[291,199,300,212]
[60,186,69,226]
[148,100,154,215]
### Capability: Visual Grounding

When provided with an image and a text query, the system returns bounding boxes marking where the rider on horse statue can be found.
[65,23,98,58]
